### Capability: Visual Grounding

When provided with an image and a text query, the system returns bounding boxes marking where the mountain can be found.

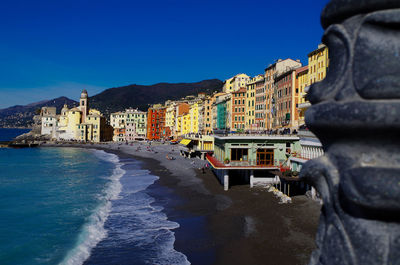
[0,79,223,128]
[89,79,223,116]
[0,97,77,128]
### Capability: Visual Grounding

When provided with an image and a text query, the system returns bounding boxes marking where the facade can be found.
[264,59,302,130]
[188,101,200,134]
[254,74,267,130]
[274,67,301,130]
[77,109,109,142]
[308,43,329,85]
[147,105,168,140]
[41,107,57,136]
[165,102,176,136]
[295,66,309,127]
[207,135,300,190]
[231,87,246,131]
[175,103,190,137]
[110,112,126,142]
[213,93,230,130]
[41,90,112,142]
[245,75,260,131]
[125,108,147,141]
[203,96,214,135]
[222,74,250,93]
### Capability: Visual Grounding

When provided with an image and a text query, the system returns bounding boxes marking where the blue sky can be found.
[0,0,329,108]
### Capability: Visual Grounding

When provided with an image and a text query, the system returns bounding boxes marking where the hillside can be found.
[89,79,223,116]
[0,97,77,128]
[0,79,223,128]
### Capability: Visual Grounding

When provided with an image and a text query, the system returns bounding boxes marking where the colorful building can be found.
[295,66,309,127]
[147,105,169,140]
[165,101,177,136]
[222,74,250,93]
[175,103,190,137]
[203,96,214,135]
[308,43,329,85]
[110,111,126,142]
[207,135,300,190]
[264,59,302,130]
[245,75,260,131]
[254,74,266,130]
[213,93,230,131]
[274,66,302,130]
[231,87,246,131]
[77,109,110,142]
[125,108,147,141]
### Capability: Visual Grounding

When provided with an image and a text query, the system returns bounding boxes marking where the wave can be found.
[59,150,124,265]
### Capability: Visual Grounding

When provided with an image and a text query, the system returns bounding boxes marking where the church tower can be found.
[80,89,89,123]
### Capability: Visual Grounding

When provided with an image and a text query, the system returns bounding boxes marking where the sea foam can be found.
[59,149,189,265]
[59,150,124,265]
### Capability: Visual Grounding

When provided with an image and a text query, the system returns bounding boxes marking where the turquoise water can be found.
[0,147,190,265]
[0,147,122,265]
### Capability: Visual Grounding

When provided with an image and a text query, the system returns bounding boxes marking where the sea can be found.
[0,128,192,265]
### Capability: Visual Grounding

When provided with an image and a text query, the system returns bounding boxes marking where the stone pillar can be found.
[224,170,229,191]
[301,1,400,264]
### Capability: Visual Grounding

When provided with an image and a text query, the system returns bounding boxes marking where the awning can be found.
[180,139,192,145]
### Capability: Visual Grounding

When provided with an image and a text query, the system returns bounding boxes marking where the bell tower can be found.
[80,89,89,123]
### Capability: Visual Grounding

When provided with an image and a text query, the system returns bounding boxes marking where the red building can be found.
[147,106,169,140]
[231,87,246,131]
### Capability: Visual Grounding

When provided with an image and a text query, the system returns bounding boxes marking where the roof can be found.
[232,87,247,94]
[296,65,309,74]
[308,44,328,57]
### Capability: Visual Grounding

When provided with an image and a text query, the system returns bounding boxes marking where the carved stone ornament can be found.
[300,1,400,264]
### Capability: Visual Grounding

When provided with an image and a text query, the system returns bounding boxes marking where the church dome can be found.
[80,89,88,99]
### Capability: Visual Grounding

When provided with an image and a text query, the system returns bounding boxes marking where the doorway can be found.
[257,149,274,166]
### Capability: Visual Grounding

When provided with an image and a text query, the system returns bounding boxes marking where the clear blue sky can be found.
[0,0,329,108]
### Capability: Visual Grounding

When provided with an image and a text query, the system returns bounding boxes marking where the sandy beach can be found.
[44,141,320,265]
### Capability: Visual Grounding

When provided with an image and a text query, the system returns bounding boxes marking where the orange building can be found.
[274,68,301,130]
[147,105,168,140]
[231,87,246,131]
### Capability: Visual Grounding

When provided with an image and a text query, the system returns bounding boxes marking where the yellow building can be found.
[245,75,263,130]
[222,73,250,93]
[77,109,104,142]
[308,43,329,85]
[296,66,309,127]
[55,90,112,142]
[189,101,200,134]
[165,102,176,135]
[181,113,191,135]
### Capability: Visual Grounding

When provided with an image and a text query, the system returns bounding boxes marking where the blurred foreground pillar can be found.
[301,0,400,264]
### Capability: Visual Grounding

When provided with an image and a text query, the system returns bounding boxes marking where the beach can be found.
[44,141,321,265]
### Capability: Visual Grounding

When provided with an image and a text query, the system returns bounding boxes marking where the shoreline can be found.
[43,142,320,265]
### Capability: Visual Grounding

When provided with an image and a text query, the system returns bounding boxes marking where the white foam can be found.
[59,150,125,265]
[60,149,190,265]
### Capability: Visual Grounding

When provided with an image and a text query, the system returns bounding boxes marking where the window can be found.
[231,148,248,161]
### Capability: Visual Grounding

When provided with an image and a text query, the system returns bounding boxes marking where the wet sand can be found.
[44,141,321,265]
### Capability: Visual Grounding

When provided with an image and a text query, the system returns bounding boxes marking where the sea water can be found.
[0,128,31,141]
[0,147,189,265]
